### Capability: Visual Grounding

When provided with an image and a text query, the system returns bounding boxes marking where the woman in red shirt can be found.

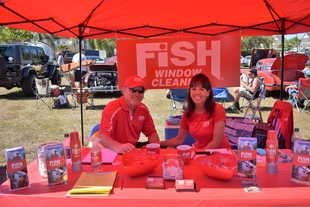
[160,73,230,150]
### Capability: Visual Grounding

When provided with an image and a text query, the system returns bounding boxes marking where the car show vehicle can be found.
[241,49,308,95]
[63,51,76,64]
[240,55,248,66]
[0,44,61,97]
[84,49,106,61]
[83,56,119,93]
[244,55,251,67]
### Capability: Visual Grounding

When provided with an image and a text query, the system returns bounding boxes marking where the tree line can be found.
[0,26,302,58]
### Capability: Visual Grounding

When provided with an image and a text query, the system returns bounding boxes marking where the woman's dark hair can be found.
[184,73,215,119]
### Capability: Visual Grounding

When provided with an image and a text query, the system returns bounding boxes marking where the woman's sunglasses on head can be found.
[127,87,145,94]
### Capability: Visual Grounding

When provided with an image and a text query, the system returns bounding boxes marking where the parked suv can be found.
[0,44,61,97]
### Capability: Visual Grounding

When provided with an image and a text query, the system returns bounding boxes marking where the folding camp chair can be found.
[68,74,94,109]
[89,123,100,137]
[35,78,60,109]
[212,88,229,106]
[243,78,266,123]
[292,78,310,113]
[170,88,188,113]
[255,100,294,149]
[89,123,152,148]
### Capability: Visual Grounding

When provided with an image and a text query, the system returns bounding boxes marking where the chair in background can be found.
[68,75,94,109]
[89,123,100,137]
[243,78,266,123]
[62,71,77,109]
[255,100,294,149]
[212,88,229,106]
[35,78,59,109]
[89,123,152,148]
[170,88,188,113]
[291,78,310,113]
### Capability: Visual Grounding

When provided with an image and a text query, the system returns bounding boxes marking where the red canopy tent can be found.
[1,0,310,143]
[1,0,310,38]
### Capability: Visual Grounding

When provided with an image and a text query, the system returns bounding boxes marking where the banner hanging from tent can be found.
[117,36,241,89]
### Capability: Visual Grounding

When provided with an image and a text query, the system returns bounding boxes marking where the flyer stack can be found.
[5,146,30,191]
[237,137,257,179]
[291,140,310,185]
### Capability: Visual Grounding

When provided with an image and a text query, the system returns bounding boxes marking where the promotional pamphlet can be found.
[5,146,30,191]
[237,137,257,179]
[291,140,310,185]
[44,143,68,187]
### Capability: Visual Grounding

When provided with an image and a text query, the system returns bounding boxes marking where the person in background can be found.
[160,73,230,150]
[165,89,171,99]
[72,49,88,82]
[228,67,260,111]
[98,75,160,154]
[57,52,64,72]
[285,69,310,108]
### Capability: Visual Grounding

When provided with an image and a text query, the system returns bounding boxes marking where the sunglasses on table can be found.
[127,87,145,94]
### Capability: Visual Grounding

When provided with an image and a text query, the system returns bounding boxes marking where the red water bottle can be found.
[70,131,82,172]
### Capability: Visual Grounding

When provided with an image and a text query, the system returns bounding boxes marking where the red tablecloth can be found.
[1,149,310,207]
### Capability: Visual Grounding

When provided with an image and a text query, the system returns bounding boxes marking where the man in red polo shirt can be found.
[98,75,160,154]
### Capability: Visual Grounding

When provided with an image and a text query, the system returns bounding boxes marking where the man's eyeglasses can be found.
[127,87,145,94]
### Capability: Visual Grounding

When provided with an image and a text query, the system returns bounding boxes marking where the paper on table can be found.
[205,148,233,154]
[82,148,118,164]
[195,148,234,158]
[67,171,118,197]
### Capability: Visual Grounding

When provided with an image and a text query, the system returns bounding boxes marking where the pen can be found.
[120,178,124,190]
[114,175,119,188]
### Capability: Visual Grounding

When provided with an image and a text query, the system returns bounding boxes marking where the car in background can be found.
[85,50,100,61]
[64,51,76,64]
[85,49,106,61]
[0,44,61,97]
[241,50,308,95]
[305,51,310,66]
[83,56,119,93]
[244,55,251,67]
[240,55,248,66]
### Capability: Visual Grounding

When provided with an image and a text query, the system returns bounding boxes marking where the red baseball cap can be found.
[124,75,146,89]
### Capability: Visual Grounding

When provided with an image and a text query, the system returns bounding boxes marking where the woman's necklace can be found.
[196,111,205,121]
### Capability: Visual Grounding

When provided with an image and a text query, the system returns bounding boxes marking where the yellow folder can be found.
[67,171,118,197]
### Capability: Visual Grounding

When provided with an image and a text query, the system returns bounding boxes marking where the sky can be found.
[285,33,303,39]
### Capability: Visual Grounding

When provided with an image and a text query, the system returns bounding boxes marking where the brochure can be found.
[237,137,257,179]
[5,146,30,191]
[291,140,310,185]
[44,143,68,187]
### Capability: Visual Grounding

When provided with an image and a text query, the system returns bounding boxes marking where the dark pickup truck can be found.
[0,44,61,97]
